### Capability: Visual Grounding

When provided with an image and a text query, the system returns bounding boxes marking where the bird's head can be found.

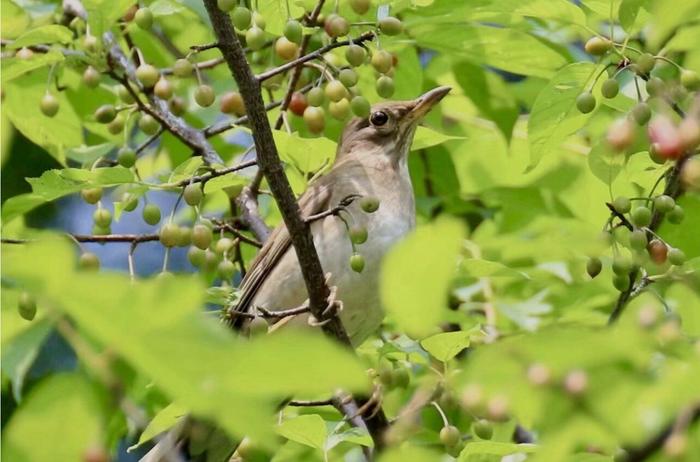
[336,86,451,166]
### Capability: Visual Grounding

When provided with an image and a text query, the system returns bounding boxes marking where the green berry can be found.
[473,420,493,440]
[252,11,266,29]
[350,253,365,273]
[142,203,161,225]
[351,95,371,118]
[349,0,371,14]
[187,246,206,267]
[439,425,461,447]
[325,80,348,102]
[612,196,631,214]
[631,103,651,125]
[346,45,366,67]
[284,19,303,44]
[107,115,125,135]
[40,93,59,117]
[339,69,358,88]
[232,7,252,30]
[121,193,138,212]
[586,257,602,278]
[303,106,325,133]
[154,78,173,100]
[325,14,349,37]
[93,208,112,228]
[82,65,100,88]
[329,99,350,120]
[376,76,395,98]
[612,255,632,275]
[217,0,236,11]
[360,196,380,213]
[681,69,700,91]
[584,36,612,55]
[169,96,187,116]
[629,229,648,250]
[631,206,652,227]
[194,85,215,107]
[134,7,153,29]
[173,59,193,78]
[183,183,203,206]
[176,226,192,247]
[117,147,136,168]
[667,205,684,224]
[218,259,236,279]
[371,50,393,74]
[138,114,160,135]
[576,92,596,113]
[95,104,117,123]
[646,77,665,97]
[18,292,37,321]
[668,248,686,266]
[601,79,619,99]
[92,224,111,236]
[79,252,100,271]
[192,224,213,250]
[379,17,403,35]
[613,274,630,291]
[135,64,160,88]
[117,85,135,104]
[307,87,325,107]
[81,188,102,204]
[636,53,655,75]
[215,237,234,255]
[246,26,266,50]
[349,225,368,244]
[393,365,410,388]
[159,223,180,247]
[654,195,675,213]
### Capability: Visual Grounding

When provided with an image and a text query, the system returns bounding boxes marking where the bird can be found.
[227,86,452,345]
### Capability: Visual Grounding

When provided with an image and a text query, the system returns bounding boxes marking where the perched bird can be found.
[229,86,451,345]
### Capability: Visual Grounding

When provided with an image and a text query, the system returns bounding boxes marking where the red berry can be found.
[288,92,308,116]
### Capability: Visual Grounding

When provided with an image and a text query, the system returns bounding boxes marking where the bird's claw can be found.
[307,277,343,327]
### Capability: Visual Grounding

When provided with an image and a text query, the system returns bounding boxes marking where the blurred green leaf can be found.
[277,414,327,450]
[528,63,598,168]
[1,0,31,39]
[130,402,188,451]
[8,25,73,49]
[381,218,464,337]
[421,329,475,361]
[1,317,54,402]
[459,441,537,460]
[82,0,133,36]
[2,373,103,461]
[1,49,65,83]
[412,126,464,151]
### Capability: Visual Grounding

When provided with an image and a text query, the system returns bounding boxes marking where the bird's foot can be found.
[353,385,384,420]
[307,275,344,327]
[304,194,362,224]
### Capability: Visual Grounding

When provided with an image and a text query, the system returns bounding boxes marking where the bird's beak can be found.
[409,86,451,119]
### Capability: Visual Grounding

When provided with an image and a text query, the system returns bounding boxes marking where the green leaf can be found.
[66,143,117,164]
[325,426,373,450]
[2,374,103,461]
[1,0,30,39]
[83,0,134,36]
[459,441,537,460]
[618,0,652,35]
[1,49,65,83]
[150,0,187,16]
[409,23,569,78]
[8,25,74,49]
[381,218,464,337]
[258,0,306,36]
[580,0,622,18]
[2,167,135,224]
[412,126,465,151]
[528,62,598,168]
[1,317,54,402]
[273,130,336,174]
[130,402,189,451]
[380,446,443,462]
[420,329,474,361]
[587,142,624,185]
[462,258,530,279]
[464,0,586,26]
[277,414,327,450]
[3,68,82,162]
[453,60,519,141]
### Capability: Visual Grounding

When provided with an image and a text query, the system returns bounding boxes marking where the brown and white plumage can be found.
[228,87,451,345]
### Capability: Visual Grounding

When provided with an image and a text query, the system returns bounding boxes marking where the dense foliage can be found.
[2,0,700,461]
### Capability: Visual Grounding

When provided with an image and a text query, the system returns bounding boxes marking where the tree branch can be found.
[202,0,352,344]
[256,31,376,83]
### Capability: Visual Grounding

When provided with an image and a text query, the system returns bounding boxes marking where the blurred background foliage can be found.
[1,0,700,461]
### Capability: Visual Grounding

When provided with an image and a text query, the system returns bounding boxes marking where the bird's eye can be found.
[370,111,389,126]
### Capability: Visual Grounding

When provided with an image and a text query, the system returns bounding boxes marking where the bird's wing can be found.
[229,178,334,328]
